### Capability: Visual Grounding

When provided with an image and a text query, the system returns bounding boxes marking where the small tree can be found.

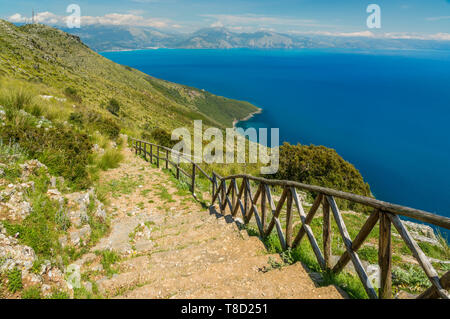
[107,98,120,116]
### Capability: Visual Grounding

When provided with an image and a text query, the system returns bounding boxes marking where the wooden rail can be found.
[131,138,450,299]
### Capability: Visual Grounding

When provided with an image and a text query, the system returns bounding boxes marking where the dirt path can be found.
[81,146,343,299]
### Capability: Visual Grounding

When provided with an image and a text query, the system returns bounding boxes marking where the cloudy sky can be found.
[1,0,449,39]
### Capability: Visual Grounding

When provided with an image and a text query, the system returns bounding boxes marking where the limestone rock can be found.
[19,159,47,178]
[69,224,92,246]
[403,221,439,245]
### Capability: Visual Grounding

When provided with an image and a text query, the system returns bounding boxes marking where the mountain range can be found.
[59,25,450,52]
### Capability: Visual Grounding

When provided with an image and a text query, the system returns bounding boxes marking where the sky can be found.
[1,0,449,39]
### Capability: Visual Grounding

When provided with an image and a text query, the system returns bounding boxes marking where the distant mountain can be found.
[61,25,450,52]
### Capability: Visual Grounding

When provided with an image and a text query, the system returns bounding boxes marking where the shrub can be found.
[85,111,120,139]
[97,149,124,171]
[145,128,175,148]
[0,122,93,189]
[270,142,371,210]
[64,87,82,103]
[106,98,120,116]
[4,89,33,110]
[7,267,23,293]
[68,112,84,126]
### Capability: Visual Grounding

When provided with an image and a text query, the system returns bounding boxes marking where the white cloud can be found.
[8,13,29,23]
[7,11,172,29]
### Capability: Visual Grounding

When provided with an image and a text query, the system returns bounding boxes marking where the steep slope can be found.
[0,20,258,133]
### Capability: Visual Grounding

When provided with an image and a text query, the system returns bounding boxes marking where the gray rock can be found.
[50,176,57,188]
[95,200,107,221]
[69,224,91,246]
[403,221,439,245]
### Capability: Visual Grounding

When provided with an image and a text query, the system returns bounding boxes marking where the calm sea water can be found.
[102,48,450,229]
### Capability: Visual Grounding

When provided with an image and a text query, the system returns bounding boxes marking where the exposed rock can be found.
[366,264,380,289]
[69,224,92,246]
[41,284,52,297]
[50,176,57,188]
[0,223,37,272]
[19,159,47,178]
[47,188,63,203]
[47,267,64,283]
[95,200,107,221]
[403,221,440,246]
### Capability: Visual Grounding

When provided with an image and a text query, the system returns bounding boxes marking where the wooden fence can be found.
[131,137,450,299]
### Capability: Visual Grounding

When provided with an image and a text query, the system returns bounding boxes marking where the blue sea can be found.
[102,48,450,231]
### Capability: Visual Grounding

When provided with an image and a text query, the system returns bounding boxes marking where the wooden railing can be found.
[131,137,450,299]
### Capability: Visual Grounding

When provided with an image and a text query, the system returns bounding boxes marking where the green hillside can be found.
[0,20,258,135]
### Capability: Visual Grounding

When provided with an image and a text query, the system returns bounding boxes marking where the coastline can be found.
[232,108,263,128]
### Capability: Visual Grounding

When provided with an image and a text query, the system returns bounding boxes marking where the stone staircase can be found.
[78,148,343,299]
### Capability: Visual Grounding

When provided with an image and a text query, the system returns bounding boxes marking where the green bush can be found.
[106,98,120,116]
[86,111,120,139]
[145,127,175,148]
[68,112,84,126]
[7,267,23,293]
[0,122,93,189]
[2,89,33,110]
[64,87,82,103]
[97,149,124,171]
[270,142,371,210]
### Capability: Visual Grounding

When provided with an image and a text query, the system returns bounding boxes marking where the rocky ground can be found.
[76,147,343,299]
[0,157,106,298]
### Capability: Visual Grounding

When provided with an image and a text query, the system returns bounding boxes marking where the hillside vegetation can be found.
[0,20,258,135]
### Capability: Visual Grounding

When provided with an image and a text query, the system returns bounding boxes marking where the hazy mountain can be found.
[61,25,450,52]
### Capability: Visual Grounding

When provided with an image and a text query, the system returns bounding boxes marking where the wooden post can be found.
[143,143,147,161]
[135,140,137,155]
[244,178,249,217]
[212,174,216,201]
[176,154,180,179]
[323,196,332,270]
[165,149,169,169]
[231,179,236,215]
[150,144,153,164]
[379,211,392,299]
[156,146,160,168]
[285,188,293,247]
[191,163,196,195]
[221,180,226,214]
[260,185,267,232]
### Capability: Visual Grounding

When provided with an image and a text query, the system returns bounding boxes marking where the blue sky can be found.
[1,0,449,39]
